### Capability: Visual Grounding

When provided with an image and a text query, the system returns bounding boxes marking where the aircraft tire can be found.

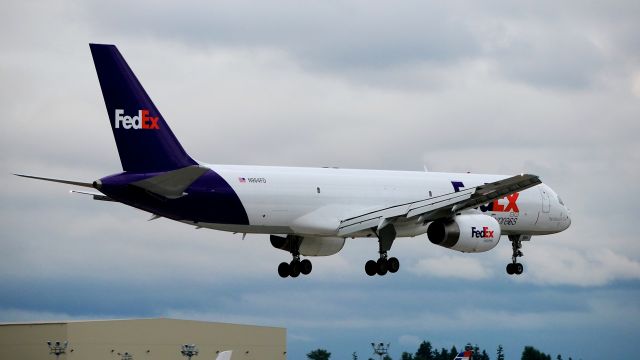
[388,257,400,273]
[290,260,301,278]
[365,260,377,276]
[300,259,312,275]
[376,258,388,276]
[278,262,290,278]
[515,263,524,275]
[506,263,515,275]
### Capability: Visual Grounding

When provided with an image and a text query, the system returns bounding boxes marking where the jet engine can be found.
[427,214,501,253]
[270,235,345,256]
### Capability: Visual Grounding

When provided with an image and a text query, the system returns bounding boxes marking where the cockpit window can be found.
[558,196,565,206]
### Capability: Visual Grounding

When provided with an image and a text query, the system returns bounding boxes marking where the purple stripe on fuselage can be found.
[98,169,249,225]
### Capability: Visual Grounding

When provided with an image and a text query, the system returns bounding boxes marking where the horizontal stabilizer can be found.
[70,190,115,202]
[14,174,94,188]
[130,165,209,199]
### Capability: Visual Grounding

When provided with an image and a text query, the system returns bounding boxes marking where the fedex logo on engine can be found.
[114,109,160,130]
[471,226,494,238]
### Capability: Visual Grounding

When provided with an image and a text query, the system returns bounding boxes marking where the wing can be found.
[337,174,541,237]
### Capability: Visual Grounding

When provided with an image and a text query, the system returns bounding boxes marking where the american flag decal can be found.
[238,177,246,183]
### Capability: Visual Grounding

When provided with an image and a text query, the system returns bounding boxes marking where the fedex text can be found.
[471,226,495,238]
[115,109,160,130]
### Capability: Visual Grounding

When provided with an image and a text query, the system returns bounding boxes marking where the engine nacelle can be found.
[270,235,345,256]
[427,214,501,253]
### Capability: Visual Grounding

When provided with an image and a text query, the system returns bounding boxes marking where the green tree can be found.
[401,352,414,360]
[352,352,358,360]
[472,345,481,360]
[383,355,393,360]
[556,356,562,360]
[307,348,331,360]
[497,345,505,360]
[480,349,490,360]
[521,346,552,360]
[450,345,458,358]
[436,347,450,360]
[415,341,435,360]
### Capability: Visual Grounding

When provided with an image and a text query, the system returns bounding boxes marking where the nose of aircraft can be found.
[562,207,572,230]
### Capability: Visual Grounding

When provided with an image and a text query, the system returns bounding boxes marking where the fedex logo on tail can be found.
[114,109,160,130]
[471,226,494,238]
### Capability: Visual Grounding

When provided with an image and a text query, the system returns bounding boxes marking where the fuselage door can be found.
[540,187,550,213]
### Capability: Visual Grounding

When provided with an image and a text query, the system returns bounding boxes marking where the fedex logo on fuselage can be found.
[471,226,494,238]
[114,109,160,130]
[451,181,520,213]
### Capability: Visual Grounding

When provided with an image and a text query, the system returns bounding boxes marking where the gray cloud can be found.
[1,0,640,359]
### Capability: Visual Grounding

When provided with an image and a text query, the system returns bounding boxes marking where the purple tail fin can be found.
[90,43,197,173]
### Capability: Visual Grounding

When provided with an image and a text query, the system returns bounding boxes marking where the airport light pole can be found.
[47,340,68,360]
[371,342,390,360]
[118,352,133,360]
[180,344,199,360]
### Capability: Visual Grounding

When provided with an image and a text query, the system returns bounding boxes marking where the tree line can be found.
[306,341,576,360]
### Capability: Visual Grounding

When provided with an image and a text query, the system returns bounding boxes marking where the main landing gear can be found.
[278,257,312,278]
[275,235,313,278]
[365,224,400,276]
[506,234,529,275]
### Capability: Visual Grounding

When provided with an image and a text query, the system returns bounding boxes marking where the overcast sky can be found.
[1,0,639,359]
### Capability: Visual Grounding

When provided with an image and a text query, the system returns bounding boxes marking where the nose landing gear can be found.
[506,234,530,275]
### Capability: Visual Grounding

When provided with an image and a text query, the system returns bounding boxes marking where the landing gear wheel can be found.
[365,260,377,276]
[506,263,515,275]
[300,259,312,275]
[376,258,388,276]
[387,257,400,273]
[514,263,524,275]
[289,260,300,278]
[278,262,290,278]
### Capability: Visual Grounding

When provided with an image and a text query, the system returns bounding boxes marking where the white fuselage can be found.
[191,164,571,239]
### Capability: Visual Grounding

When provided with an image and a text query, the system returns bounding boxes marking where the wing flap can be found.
[338,203,413,236]
[405,188,475,218]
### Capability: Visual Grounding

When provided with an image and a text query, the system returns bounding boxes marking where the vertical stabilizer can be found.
[90,43,197,173]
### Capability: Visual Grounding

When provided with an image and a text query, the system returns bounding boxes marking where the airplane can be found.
[15,44,571,278]
[453,344,474,360]
[453,350,473,360]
